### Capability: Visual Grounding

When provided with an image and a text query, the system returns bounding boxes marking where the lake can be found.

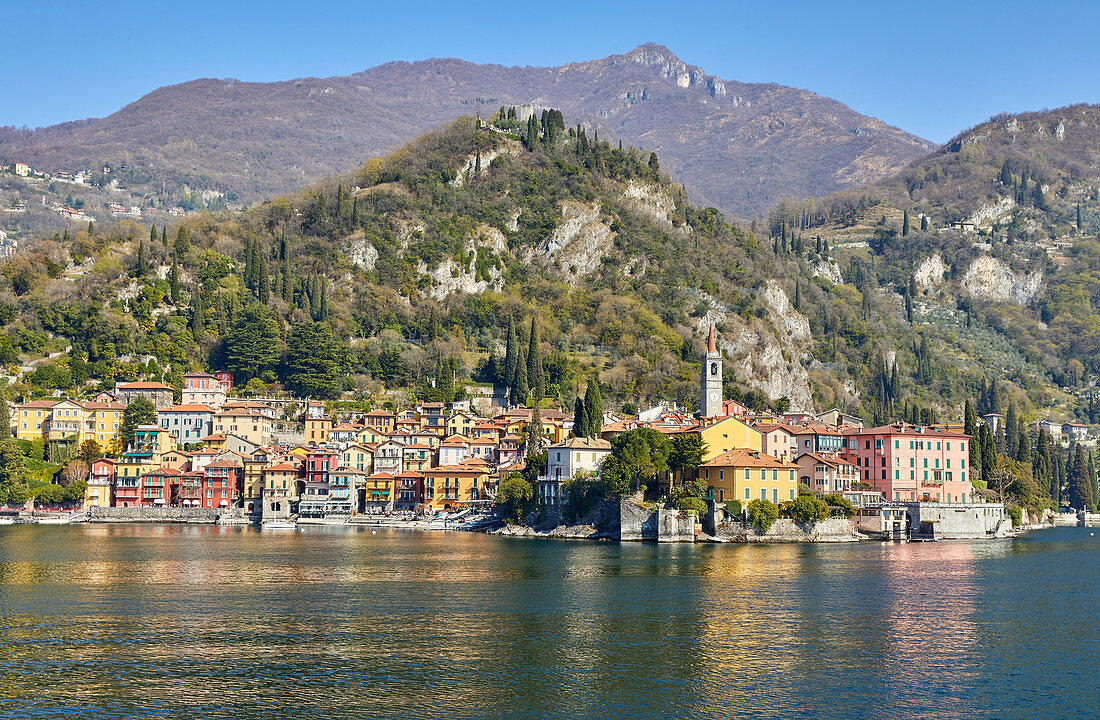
[0,524,1096,719]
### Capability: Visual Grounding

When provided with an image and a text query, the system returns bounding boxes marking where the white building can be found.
[539,436,612,505]
[157,404,214,444]
[182,372,231,407]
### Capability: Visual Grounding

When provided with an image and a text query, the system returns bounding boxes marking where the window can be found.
[745,488,751,500]
[772,469,778,481]
[789,489,795,500]
[946,442,951,451]
[760,469,766,481]
[895,470,899,480]
[909,440,914,449]
[760,488,767,501]
[744,468,750,481]
[719,470,724,482]
[937,442,941,450]
[772,488,779,503]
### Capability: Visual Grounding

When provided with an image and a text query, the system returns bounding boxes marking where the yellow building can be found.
[698,415,763,461]
[15,400,59,441]
[363,471,395,512]
[701,449,799,506]
[342,444,375,473]
[421,461,491,512]
[81,400,126,448]
[446,410,481,437]
[356,426,386,446]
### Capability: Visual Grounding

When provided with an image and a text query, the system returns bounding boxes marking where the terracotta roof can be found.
[264,462,301,472]
[144,466,183,477]
[18,400,60,409]
[204,459,241,469]
[404,443,433,450]
[118,382,173,390]
[395,470,424,479]
[703,449,798,469]
[162,404,214,413]
[79,401,127,410]
[365,472,394,480]
[849,423,970,439]
[549,437,611,450]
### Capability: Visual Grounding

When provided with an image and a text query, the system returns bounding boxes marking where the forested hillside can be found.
[0,110,1084,432]
[762,105,1100,430]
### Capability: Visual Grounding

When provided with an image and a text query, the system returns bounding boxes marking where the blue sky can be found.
[3,0,1097,143]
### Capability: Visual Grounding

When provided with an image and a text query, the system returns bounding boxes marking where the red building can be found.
[141,467,181,506]
[842,423,973,503]
[305,449,340,486]
[394,470,424,510]
[202,459,242,508]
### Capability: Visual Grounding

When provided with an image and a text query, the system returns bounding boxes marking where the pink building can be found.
[842,423,972,503]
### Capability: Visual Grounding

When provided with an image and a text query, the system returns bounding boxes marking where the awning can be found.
[153,499,166,505]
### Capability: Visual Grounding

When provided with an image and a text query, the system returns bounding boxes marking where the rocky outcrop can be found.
[694,282,814,409]
[535,201,615,284]
[962,255,1041,304]
[913,254,947,292]
[813,260,843,285]
[967,196,1016,227]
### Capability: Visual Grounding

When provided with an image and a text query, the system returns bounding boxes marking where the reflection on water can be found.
[0,526,1097,719]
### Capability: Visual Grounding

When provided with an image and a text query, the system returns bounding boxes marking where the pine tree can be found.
[583,379,603,437]
[902,210,910,237]
[572,396,589,438]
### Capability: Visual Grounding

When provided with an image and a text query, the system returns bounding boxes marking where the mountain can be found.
[782,105,1100,429]
[0,44,932,217]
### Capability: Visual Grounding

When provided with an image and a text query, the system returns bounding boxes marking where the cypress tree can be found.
[920,215,928,232]
[999,159,1012,186]
[572,397,589,438]
[162,226,167,245]
[511,343,528,407]
[1091,452,1099,512]
[1077,203,1083,232]
[1069,444,1093,510]
[169,256,181,303]
[282,254,293,303]
[583,379,603,437]
[504,319,518,390]
[980,424,997,488]
[136,240,147,276]
[1016,427,1030,464]
[0,387,10,440]
[192,292,206,340]
[258,254,270,304]
[902,211,910,237]
[150,224,158,246]
[527,317,543,401]
[175,227,191,255]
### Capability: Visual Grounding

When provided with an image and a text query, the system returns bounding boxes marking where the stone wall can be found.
[619,500,657,541]
[906,503,1012,539]
[89,506,236,524]
[655,508,696,542]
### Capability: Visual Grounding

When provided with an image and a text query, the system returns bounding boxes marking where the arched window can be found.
[710,362,718,375]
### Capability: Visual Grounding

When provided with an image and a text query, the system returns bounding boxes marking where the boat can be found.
[262,521,297,530]
[37,517,70,525]
[0,518,15,526]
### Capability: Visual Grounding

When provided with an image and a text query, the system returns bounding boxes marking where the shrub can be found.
[725,499,743,517]
[823,494,856,518]
[747,499,779,532]
[789,494,829,524]
[1006,504,1023,527]
[677,497,707,515]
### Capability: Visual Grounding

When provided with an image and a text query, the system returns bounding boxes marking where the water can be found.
[0,524,1096,719]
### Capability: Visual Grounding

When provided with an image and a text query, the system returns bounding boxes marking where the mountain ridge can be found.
[0,44,932,216]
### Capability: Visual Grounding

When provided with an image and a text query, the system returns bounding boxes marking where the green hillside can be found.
[0,110,1082,430]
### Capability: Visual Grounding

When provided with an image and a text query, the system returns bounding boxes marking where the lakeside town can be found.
[3,327,1088,541]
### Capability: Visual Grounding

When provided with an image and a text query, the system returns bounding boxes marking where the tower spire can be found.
[708,324,716,353]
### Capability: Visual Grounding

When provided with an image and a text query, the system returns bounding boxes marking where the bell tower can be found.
[700,325,723,417]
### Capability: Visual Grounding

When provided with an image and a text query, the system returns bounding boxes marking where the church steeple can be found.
[700,324,723,417]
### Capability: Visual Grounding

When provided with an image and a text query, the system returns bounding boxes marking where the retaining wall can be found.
[88,506,247,524]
